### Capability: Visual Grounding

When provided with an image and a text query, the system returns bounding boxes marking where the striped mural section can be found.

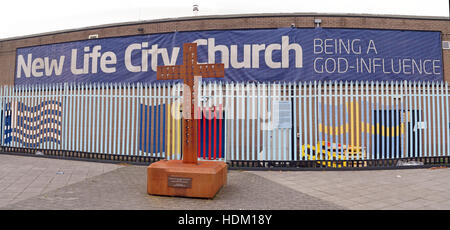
[4,100,62,147]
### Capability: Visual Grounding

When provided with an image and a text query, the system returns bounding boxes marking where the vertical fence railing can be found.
[223,80,450,168]
[0,81,449,168]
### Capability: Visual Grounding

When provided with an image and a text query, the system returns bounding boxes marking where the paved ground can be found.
[0,155,341,210]
[1,154,450,210]
[0,154,121,208]
[251,168,450,210]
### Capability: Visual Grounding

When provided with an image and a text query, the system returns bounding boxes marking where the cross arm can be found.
[156,65,185,80]
[194,64,225,78]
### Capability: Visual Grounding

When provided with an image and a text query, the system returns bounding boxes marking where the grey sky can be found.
[2,0,449,39]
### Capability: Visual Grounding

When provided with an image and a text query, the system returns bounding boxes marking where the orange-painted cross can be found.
[157,43,225,164]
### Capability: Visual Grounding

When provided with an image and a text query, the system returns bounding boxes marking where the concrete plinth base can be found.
[147,160,227,199]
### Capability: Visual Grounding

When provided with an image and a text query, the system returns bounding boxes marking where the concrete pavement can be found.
[250,168,450,210]
[1,153,450,210]
[0,154,122,208]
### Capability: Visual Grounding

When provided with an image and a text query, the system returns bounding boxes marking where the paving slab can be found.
[2,165,344,210]
[249,167,450,210]
[2,153,450,210]
[0,154,122,208]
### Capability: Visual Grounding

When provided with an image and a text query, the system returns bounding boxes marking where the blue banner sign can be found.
[15,28,443,85]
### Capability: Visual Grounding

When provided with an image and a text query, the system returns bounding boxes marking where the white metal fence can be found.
[1,81,449,169]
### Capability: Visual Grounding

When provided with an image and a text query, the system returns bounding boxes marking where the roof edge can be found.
[1,12,449,42]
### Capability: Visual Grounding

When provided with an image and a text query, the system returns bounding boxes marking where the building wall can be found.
[1,14,449,85]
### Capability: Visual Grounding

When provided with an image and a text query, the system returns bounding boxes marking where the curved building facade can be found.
[0,13,449,85]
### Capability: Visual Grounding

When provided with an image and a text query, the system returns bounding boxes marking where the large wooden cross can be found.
[157,43,225,164]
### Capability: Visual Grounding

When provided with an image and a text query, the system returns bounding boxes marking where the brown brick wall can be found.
[1,14,449,85]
